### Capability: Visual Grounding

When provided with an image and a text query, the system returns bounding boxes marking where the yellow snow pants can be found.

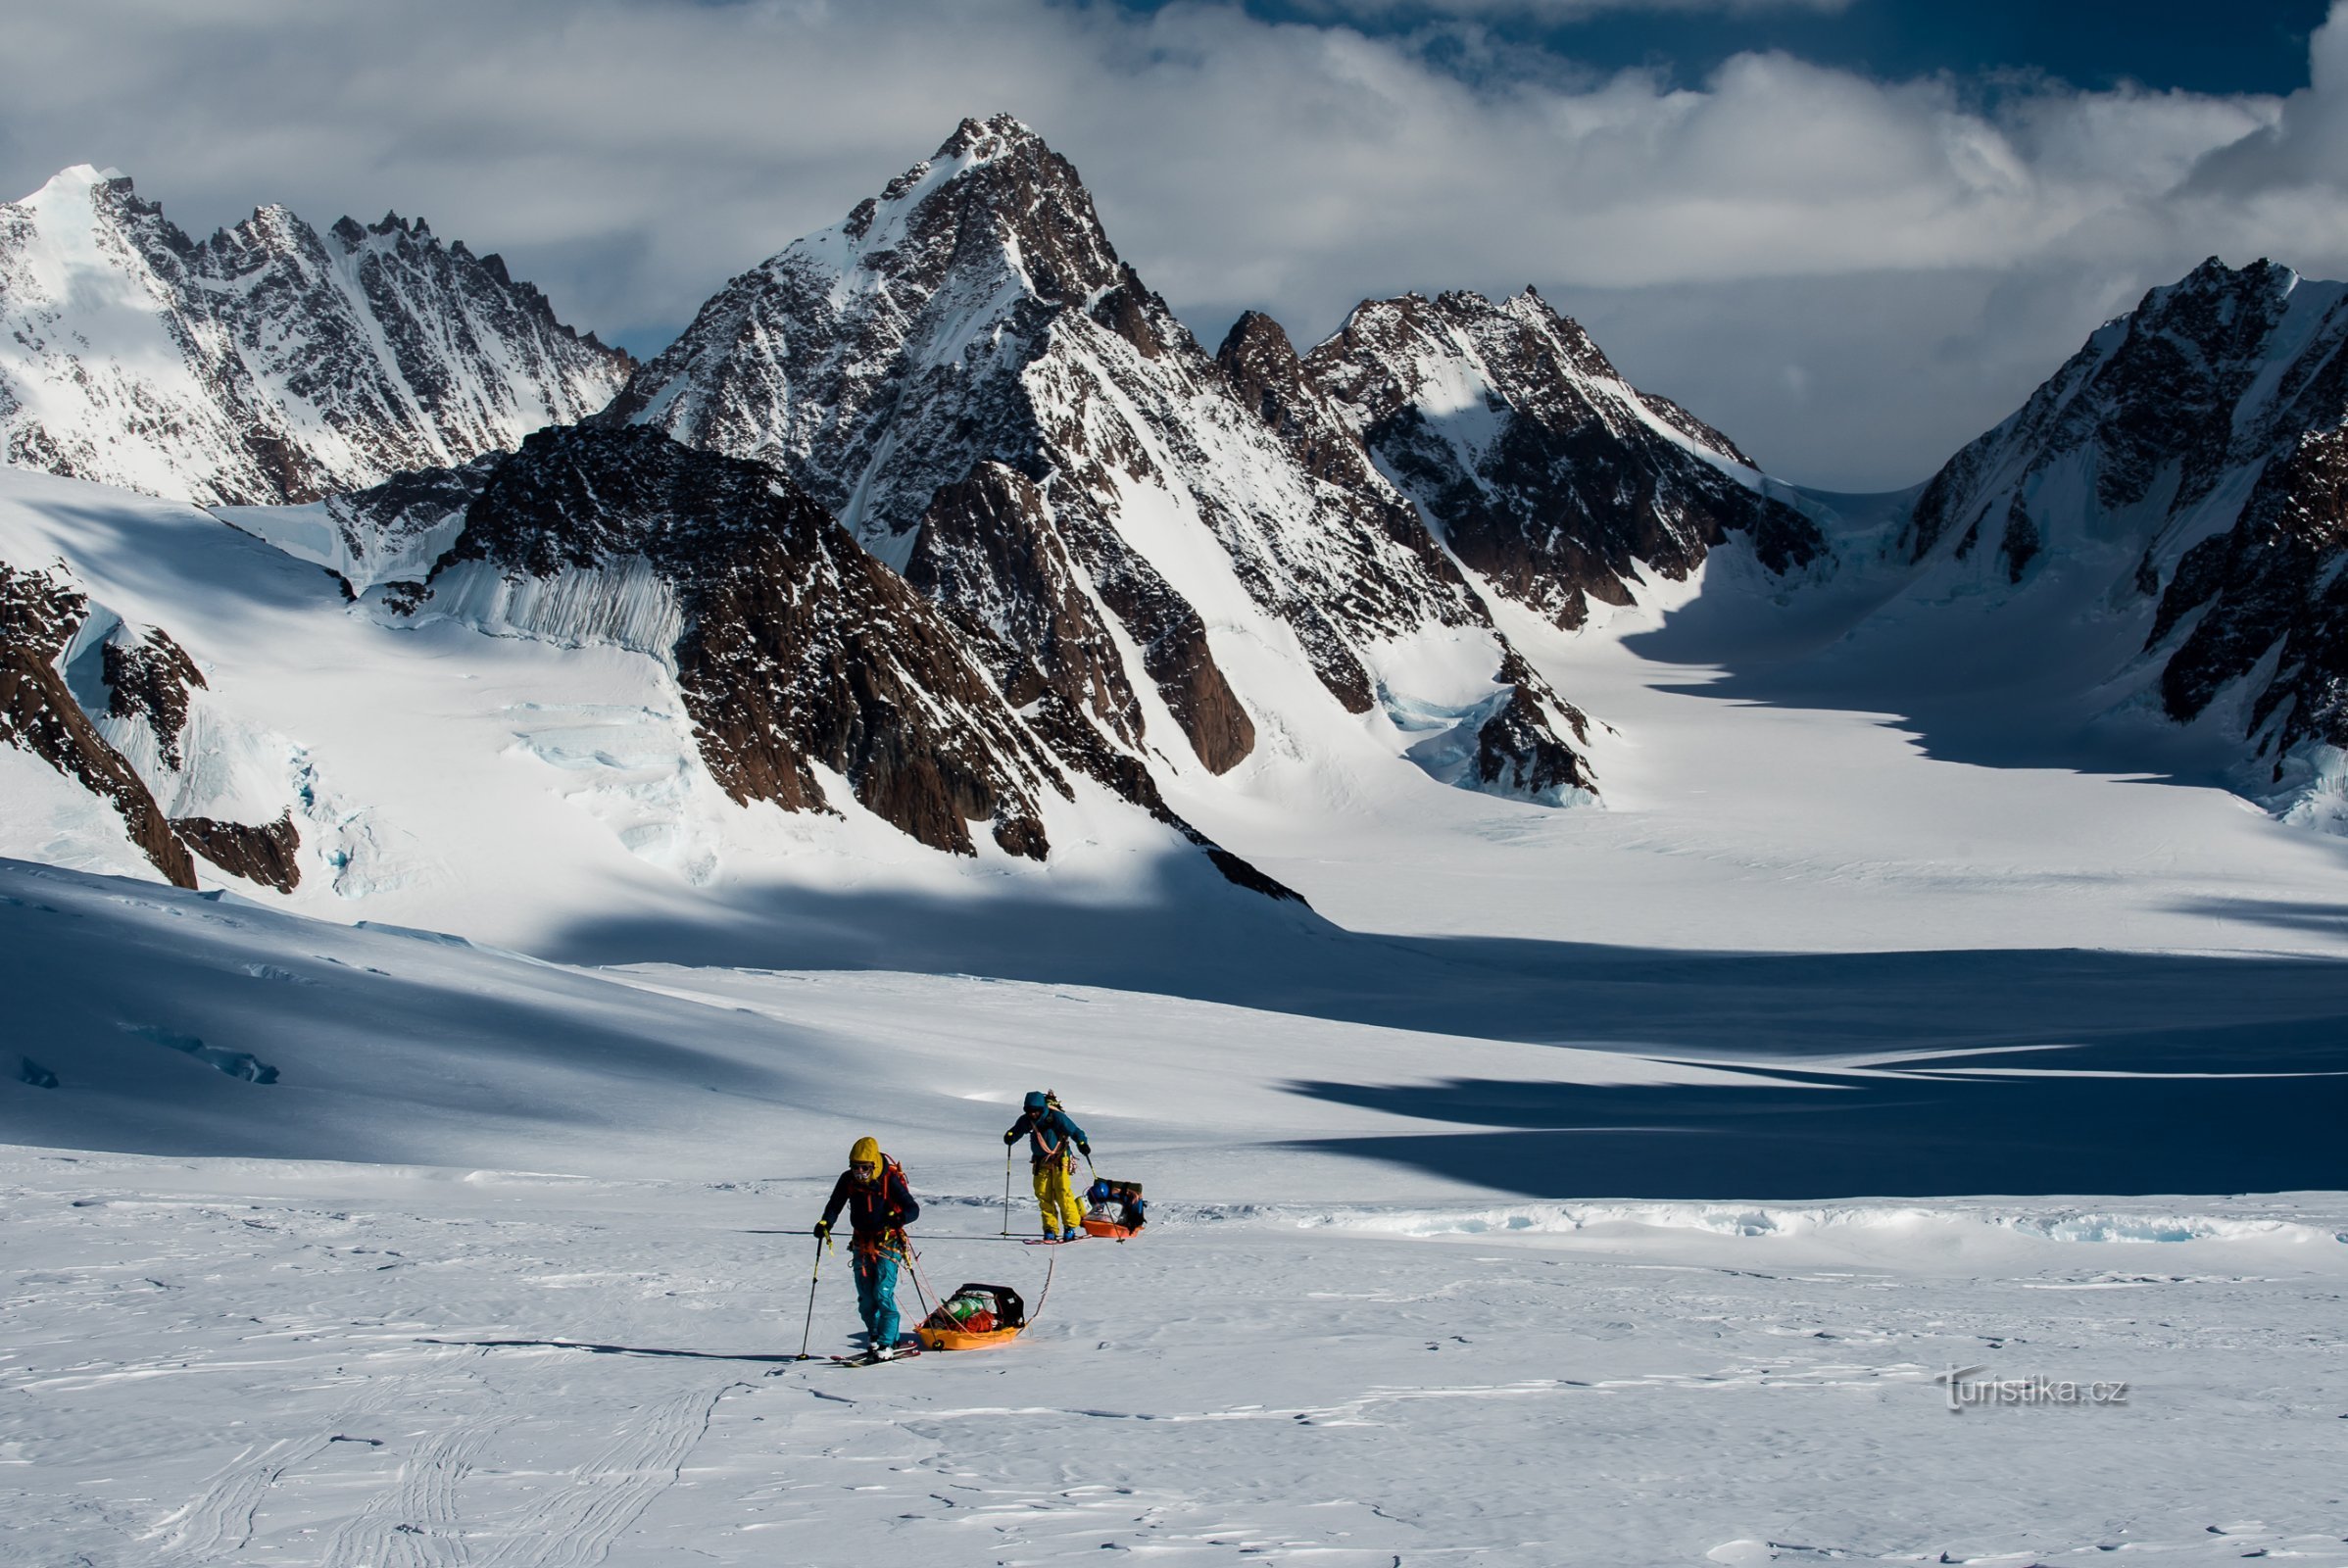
[1032,1156,1084,1234]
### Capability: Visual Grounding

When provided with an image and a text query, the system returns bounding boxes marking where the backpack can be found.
[1084,1178,1146,1228]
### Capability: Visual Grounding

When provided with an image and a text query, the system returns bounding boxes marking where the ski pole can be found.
[1002,1150,1012,1236]
[795,1233,828,1360]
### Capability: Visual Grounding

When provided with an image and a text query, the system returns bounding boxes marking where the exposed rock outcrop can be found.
[1304,289,1824,631]
[0,563,196,886]
[171,811,302,893]
[437,424,1069,859]
[102,627,203,770]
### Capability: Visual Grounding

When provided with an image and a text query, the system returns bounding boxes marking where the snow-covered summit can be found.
[0,166,631,506]
[603,113,1136,540]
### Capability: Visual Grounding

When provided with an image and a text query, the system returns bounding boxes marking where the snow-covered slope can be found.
[607,115,1600,808]
[0,167,630,506]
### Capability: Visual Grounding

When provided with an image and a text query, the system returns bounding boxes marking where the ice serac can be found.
[428,424,1073,860]
[0,166,630,507]
[610,115,1594,805]
[1901,257,2348,816]
[1304,289,1825,631]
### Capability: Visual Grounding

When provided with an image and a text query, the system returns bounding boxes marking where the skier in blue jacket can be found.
[1003,1090,1089,1241]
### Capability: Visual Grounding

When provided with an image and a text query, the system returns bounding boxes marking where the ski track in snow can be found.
[319,1412,509,1568]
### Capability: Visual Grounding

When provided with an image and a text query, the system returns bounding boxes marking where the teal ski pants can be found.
[853,1248,901,1349]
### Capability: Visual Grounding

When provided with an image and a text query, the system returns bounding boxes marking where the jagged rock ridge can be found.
[0,166,631,507]
[610,115,1608,807]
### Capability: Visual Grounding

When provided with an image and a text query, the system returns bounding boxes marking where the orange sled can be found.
[917,1322,1025,1351]
[1080,1218,1136,1240]
[917,1282,1027,1350]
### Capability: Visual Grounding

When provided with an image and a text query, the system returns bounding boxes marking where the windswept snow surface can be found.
[1,861,2345,1565]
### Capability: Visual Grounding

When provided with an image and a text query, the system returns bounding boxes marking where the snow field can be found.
[3,850,2344,1559]
[3,1150,2342,1566]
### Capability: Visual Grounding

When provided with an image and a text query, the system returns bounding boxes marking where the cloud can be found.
[0,0,2335,489]
[1278,0,1854,16]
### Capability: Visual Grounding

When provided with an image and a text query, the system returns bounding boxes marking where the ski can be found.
[1022,1235,1083,1246]
[827,1347,923,1366]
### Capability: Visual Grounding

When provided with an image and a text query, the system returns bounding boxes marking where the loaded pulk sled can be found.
[917,1281,1029,1350]
[1080,1177,1147,1241]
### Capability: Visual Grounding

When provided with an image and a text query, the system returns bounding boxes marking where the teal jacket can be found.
[1003,1105,1088,1165]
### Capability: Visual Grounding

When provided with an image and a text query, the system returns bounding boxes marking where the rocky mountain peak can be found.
[1901,256,2345,574]
[603,116,1148,546]
[1883,253,2348,819]
[0,165,631,507]
[825,112,1121,309]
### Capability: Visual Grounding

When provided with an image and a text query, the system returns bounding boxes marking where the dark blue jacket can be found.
[819,1161,918,1250]
[1004,1105,1088,1165]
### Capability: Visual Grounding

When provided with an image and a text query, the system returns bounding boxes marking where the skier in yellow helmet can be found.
[813,1136,920,1360]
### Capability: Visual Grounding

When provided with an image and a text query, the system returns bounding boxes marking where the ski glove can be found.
[1078,1142,1091,1156]
[812,1220,830,1244]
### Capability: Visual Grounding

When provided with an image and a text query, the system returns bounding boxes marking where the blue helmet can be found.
[1023,1090,1048,1110]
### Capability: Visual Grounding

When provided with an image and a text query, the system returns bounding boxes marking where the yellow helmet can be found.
[850,1136,882,1172]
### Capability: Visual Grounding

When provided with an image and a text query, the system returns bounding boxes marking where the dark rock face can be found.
[0,168,630,506]
[102,628,204,770]
[0,564,196,887]
[905,463,1145,747]
[441,425,1067,859]
[1480,650,1593,800]
[1304,290,1824,630]
[172,811,302,892]
[424,423,1300,895]
[2151,419,2348,763]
